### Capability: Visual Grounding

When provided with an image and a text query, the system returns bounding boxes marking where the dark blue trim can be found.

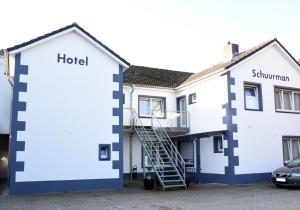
[9,179,123,195]
[200,173,272,184]
[9,53,28,194]
[222,72,239,184]
[244,81,263,111]
[195,139,201,184]
[188,93,196,105]
[213,135,223,153]
[124,172,144,180]
[176,95,187,126]
[99,144,111,161]
[137,95,166,119]
[112,65,124,178]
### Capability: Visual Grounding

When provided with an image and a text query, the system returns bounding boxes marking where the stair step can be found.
[161,174,180,177]
[163,180,183,183]
[164,184,186,188]
[156,169,177,172]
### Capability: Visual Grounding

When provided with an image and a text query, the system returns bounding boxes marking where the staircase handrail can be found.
[151,112,186,180]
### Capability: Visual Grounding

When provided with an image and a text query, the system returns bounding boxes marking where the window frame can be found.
[244,82,263,111]
[188,93,197,105]
[99,144,111,161]
[213,135,224,153]
[282,136,300,164]
[138,95,166,119]
[274,86,300,114]
[178,140,196,168]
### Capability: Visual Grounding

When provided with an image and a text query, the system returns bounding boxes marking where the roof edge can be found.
[6,23,130,66]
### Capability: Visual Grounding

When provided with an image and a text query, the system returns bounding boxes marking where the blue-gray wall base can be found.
[10,179,123,195]
[200,173,272,184]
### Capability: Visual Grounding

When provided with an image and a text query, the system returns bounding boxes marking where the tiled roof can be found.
[6,23,130,66]
[181,39,277,86]
[124,65,193,88]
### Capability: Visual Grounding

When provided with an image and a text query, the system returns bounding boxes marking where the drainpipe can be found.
[129,85,135,181]
[2,49,13,185]
[3,50,13,86]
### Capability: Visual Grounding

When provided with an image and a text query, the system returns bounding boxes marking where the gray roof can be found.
[181,39,278,86]
[124,65,193,88]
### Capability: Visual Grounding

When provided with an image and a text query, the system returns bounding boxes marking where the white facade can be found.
[2,25,300,194]
[230,43,300,174]
[176,74,228,134]
[3,24,128,194]
[122,40,300,184]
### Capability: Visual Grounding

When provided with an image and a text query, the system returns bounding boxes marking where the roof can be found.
[180,38,300,87]
[124,65,193,88]
[6,23,130,66]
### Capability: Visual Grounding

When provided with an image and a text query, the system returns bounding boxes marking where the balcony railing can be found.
[123,108,190,131]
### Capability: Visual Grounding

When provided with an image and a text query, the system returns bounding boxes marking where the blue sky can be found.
[1,0,299,72]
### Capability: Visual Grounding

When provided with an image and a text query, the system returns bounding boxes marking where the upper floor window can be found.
[188,93,197,104]
[138,96,166,118]
[244,83,263,111]
[275,88,300,113]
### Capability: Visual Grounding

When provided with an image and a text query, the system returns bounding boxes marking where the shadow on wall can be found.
[0,135,9,180]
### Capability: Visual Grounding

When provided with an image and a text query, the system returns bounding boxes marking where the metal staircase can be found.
[130,109,186,190]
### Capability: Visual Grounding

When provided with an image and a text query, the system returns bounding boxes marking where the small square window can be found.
[99,144,111,161]
[188,93,197,104]
[244,83,262,111]
[213,135,223,153]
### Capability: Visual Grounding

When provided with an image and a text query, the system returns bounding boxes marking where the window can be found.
[179,141,196,168]
[99,144,111,161]
[188,93,197,104]
[138,96,166,118]
[275,88,300,113]
[282,137,300,163]
[244,83,262,111]
[213,135,223,153]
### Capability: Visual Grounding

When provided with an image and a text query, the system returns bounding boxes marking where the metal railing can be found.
[129,108,168,186]
[123,108,190,129]
[128,108,187,190]
[151,112,186,182]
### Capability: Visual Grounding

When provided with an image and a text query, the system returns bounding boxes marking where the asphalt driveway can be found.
[1,181,300,210]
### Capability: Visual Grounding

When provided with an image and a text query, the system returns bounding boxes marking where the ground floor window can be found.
[178,140,196,168]
[213,135,223,153]
[283,137,300,163]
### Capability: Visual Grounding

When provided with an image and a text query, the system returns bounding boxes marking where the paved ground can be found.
[1,181,300,210]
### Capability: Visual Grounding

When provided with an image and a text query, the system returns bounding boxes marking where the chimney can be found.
[223,41,239,61]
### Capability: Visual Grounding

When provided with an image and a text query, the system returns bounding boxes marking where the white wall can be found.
[200,136,227,174]
[230,43,300,174]
[123,132,143,174]
[0,56,12,134]
[176,74,228,134]
[14,31,121,182]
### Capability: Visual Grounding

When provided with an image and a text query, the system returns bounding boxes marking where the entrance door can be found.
[177,97,187,127]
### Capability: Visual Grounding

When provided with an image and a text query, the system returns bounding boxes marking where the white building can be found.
[123,40,300,185]
[0,23,129,194]
[1,24,300,194]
